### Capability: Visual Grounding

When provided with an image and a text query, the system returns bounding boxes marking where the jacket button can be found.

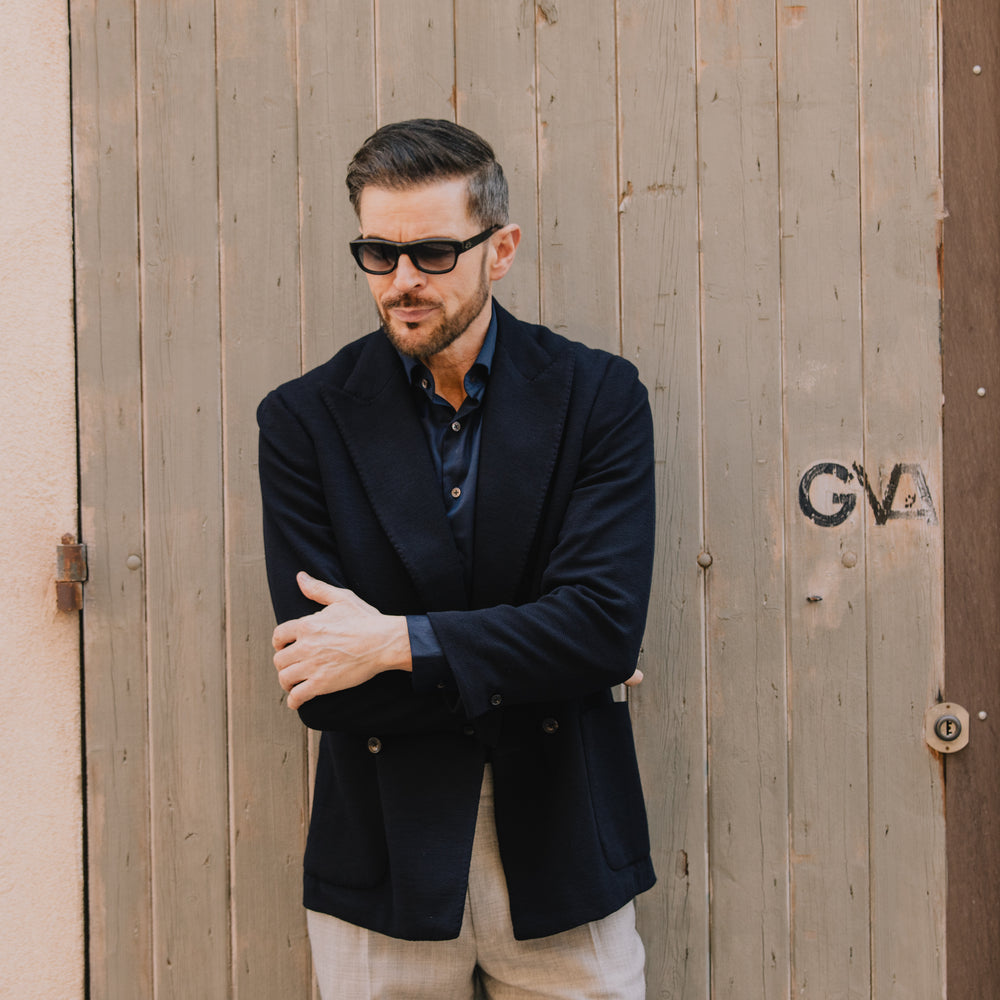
[541,717,559,734]
[463,725,475,737]
[489,693,503,707]
[367,737,382,754]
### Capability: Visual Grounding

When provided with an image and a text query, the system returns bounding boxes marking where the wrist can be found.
[384,615,413,673]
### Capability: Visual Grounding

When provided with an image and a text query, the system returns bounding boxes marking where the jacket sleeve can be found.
[427,357,656,719]
[257,389,464,735]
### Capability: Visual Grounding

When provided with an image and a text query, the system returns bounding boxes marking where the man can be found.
[258,119,656,999]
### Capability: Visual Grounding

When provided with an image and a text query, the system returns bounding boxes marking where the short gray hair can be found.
[346,119,509,228]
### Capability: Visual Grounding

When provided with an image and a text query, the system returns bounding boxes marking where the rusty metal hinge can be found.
[56,534,88,612]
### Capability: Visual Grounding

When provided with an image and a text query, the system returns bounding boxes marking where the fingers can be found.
[273,640,300,671]
[285,676,311,711]
[272,620,296,651]
[274,652,315,710]
[272,572,344,650]
[296,570,339,606]
[624,668,644,687]
[275,661,299,693]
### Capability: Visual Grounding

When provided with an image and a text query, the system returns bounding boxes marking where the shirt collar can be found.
[396,302,497,401]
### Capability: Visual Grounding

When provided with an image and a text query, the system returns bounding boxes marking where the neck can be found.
[424,298,492,409]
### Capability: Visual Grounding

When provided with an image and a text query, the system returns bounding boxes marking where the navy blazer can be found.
[257,303,656,941]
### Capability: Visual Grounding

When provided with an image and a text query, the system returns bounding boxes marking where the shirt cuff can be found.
[406,615,453,692]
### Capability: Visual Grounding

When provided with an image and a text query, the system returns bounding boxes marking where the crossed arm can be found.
[272,571,411,710]
[272,571,643,711]
[261,351,653,726]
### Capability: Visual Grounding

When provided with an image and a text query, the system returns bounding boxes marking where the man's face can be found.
[357,178,493,361]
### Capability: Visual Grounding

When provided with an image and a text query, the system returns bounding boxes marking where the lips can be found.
[383,297,440,324]
[391,307,436,322]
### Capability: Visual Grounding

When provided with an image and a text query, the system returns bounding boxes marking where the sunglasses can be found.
[349,226,499,275]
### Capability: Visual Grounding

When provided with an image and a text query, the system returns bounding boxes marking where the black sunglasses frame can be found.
[349,226,499,275]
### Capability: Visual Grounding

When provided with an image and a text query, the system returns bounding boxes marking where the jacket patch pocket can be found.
[304,733,388,889]
[581,700,651,871]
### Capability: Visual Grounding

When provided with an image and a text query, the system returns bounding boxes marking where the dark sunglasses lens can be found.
[411,242,458,273]
[357,243,397,273]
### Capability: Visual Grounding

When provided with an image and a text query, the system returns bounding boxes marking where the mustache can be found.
[382,294,440,310]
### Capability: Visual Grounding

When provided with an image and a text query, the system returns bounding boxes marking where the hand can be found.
[272,572,411,710]
[624,668,643,687]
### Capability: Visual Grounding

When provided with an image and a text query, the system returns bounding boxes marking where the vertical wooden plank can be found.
[376,0,456,123]
[777,4,871,996]
[292,4,380,994]
[858,0,946,994]
[215,1,310,996]
[70,1,153,995]
[297,0,376,371]
[695,1,791,995]
[617,1,708,998]
[535,0,619,352]
[455,0,540,322]
[135,1,230,994]
[942,0,1000,992]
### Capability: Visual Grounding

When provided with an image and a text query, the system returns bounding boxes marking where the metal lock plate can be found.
[924,702,970,753]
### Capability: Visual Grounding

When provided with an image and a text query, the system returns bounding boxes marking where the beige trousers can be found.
[307,766,646,1000]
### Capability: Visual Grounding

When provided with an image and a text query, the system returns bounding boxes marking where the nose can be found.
[392,252,426,292]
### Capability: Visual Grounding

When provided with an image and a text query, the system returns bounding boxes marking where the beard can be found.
[378,257,491,362]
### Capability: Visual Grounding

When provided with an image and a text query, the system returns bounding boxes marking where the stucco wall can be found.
[0,1,83,996]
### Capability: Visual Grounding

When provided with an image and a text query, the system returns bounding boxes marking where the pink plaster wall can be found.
[0,1,84,995]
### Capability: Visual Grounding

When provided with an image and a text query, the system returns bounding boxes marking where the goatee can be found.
[379,262,491,362]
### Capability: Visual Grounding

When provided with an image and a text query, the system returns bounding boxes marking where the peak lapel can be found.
[319,334,468,612]
[472,313,575,608]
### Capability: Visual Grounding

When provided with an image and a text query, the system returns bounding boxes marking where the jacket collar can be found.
[318,303,574,611]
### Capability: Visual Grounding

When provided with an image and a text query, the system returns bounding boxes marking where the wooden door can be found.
[71,1,948,997]
[942,0,1000,993]
[72,2,311,996]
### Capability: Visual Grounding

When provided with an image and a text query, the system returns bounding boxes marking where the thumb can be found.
[297,571,339,606]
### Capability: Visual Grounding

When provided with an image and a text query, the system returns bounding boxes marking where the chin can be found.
[385,328,432,360]
[383,318,463,361]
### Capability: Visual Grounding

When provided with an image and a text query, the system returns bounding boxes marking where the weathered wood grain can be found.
[296,0,376,372]
[215,1,311,995]
[942,0,1000,992]
[135,1,230,994]
[695,1,791,996]
[455,0,540,322]
[858,0,946,994]
[70,1,154,995]
[71,2,951,996]
[376,0,456,123]
[534,0,619,352]
[777,3,871,996]
[295,6,380,994]
[617,1,708,997]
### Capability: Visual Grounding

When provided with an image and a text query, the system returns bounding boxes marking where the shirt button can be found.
[367,737,382,754]
[451,421,461,432]
[451,486,462,500]
[541,718,559,734]
[490,693,503,707]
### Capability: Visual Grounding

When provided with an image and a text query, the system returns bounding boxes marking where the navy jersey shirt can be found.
[397,305,497,691]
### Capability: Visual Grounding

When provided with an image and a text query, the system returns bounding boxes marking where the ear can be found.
[488,224,521,282]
